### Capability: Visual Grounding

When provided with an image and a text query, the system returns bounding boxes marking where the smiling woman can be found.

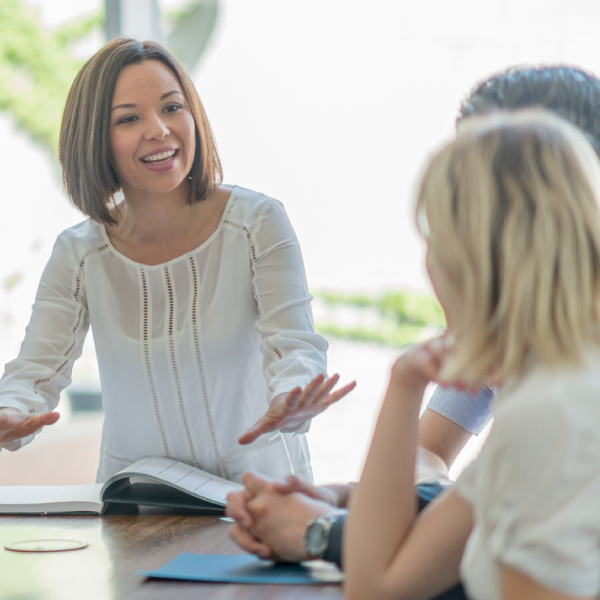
[105,59,216,265]
[109,62,196,199]
[0,38,355,485]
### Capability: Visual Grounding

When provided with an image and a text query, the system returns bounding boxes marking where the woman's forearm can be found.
[345,373,425,600]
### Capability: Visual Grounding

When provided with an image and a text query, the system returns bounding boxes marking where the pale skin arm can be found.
[0,407,60,446]
[345,338,474,600]
[238,373,356,445]
[416,408,472,483]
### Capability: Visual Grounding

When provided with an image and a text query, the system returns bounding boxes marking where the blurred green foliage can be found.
[314,289,446,348]
[0,0,216,156]
[0,0,101,154]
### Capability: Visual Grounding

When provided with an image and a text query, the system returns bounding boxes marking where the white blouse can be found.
[0,186,328,483]
[456,349,600,600]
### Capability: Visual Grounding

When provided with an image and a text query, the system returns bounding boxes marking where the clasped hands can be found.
[226,472,345,562]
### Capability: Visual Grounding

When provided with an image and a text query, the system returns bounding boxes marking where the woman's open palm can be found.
[238,374,356,445]
[0,408,60,446]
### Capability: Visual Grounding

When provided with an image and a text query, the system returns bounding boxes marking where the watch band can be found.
[322,512,346,568]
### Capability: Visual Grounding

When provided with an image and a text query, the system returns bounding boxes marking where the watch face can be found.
[305,517,329,557]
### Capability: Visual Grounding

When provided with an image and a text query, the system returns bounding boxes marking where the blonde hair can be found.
[417,109,600,385]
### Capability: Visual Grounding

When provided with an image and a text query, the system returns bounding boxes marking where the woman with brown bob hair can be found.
[345,109,600,600]
[0,38,354,484]
[59,38,221,225]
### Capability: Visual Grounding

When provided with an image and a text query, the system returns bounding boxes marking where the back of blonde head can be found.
[417,109,600,385]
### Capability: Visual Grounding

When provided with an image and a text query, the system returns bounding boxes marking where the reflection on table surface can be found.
[0,508,344,600]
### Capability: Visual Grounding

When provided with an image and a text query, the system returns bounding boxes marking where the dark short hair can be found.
[59,38,223,224]
[458,65,600,158]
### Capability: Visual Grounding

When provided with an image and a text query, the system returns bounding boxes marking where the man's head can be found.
[458,65,600,158]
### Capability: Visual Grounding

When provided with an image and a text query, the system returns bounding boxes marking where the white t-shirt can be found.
[0,186,328,483]
[456,349,600,600]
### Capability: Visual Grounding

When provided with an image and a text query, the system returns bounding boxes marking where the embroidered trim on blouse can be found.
[188,256,230,479]
[223,219,285,398]
[164,264,202,470]
[140,268,171,457]
[34,244,108,391]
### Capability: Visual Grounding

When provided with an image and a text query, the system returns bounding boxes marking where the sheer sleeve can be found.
[0,232,90,449]
[250,199,328,401]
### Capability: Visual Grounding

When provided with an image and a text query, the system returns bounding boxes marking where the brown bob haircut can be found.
[59,38,223,225]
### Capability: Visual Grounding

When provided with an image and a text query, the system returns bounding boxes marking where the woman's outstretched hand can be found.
[0,408,60,446]
[238,374,356,445]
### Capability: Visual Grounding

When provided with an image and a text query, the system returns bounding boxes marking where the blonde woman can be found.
[345,110,600,600]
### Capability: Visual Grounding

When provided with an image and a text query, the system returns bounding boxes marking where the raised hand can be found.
[238,373,356,445]
[0,408,60,446]
[390,335,449,391]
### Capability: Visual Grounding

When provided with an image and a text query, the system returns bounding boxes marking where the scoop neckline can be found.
[99,185,237,268]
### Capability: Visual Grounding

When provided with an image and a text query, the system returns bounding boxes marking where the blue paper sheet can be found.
[139,553,344,584]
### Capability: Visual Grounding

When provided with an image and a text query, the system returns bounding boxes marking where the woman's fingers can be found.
[237,373,356,444]
[294,374,325,409]
[0,411,60,443]
[322,380,357,407]
[229,522,274,559]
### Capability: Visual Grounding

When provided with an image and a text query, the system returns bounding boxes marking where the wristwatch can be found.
[303,515,335,558]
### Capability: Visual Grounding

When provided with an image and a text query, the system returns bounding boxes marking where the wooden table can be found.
[0,509,344,600]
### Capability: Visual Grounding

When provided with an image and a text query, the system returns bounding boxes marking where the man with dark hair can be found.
[458,65,600,155]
